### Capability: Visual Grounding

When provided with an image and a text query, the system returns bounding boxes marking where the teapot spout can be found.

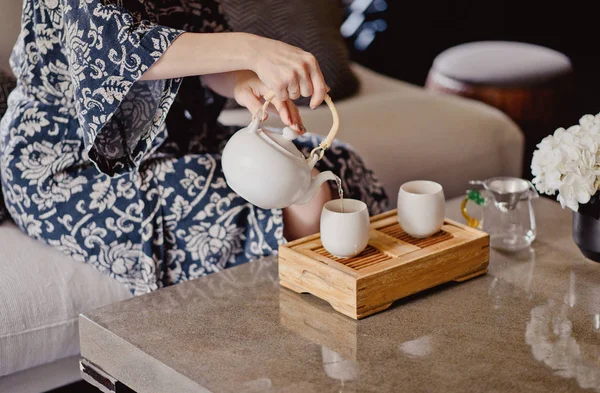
[295,171,338,205]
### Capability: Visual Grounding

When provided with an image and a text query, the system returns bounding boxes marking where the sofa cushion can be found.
[220,0,359,107]
[0,221,132,377]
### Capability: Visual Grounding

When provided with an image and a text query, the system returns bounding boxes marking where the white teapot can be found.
[222,92,340,209]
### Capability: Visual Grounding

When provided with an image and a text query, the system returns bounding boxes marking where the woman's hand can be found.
[203,70,306,134]
[246,35,329,109]
[202,70,305,133]
[233,71,306,134]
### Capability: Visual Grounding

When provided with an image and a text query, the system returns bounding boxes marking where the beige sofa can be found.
[0,1,524,391]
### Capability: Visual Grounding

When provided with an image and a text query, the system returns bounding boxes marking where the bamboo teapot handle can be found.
[252,91,340,160]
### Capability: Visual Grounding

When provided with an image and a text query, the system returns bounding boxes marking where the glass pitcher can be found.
[461,177,538,251]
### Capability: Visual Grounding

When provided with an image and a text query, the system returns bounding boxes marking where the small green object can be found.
[467,189,485,206]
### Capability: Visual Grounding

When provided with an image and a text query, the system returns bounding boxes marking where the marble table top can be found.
[80,197,600,393]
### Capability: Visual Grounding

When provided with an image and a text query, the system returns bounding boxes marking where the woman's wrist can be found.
[223,32,256,71]
[239,33,262,72]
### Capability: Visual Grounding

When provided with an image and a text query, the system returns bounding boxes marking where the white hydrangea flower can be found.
[531,112,600,212]
[557,172,595,211]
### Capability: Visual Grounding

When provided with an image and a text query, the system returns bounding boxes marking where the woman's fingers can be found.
[237,85,305,135]
[271,57,326,106]
[237,88,268,120]
[286,100,306,135]
[298,63,313,98]
[308,57,327,109]
[285,54,325,107]
[286,100,299,128]
[272,73,289,101]
[270,98,292,125]
[269,99,306,135]
[287,73,301,100]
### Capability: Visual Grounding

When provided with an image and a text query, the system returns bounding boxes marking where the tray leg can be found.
[279,279,309,294]
[453,269,487,282]
[281,280,357,319]
[356,302,394,320]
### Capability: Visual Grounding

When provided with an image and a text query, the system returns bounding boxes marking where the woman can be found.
[0,0,388,294]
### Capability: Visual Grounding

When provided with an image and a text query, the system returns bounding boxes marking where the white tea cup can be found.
[397,181,445,238]
[320,199,370,258]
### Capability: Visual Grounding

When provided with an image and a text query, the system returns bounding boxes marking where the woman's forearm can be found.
[142,29,328,109]
[201,72,241,98]
[141,32,256,81]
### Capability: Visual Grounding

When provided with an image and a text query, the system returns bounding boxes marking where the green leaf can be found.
[467,189,485,206]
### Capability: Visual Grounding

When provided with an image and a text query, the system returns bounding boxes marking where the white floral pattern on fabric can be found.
[0,0,389,295]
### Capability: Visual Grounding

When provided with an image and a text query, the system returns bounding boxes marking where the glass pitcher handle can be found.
[461,189,485,228]
[527,180,539,199]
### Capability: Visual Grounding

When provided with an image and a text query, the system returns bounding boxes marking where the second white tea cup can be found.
[320,199,370,258]
[397,181,445,238]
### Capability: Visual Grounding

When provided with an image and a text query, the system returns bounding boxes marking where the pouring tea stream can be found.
[221,92,343,210]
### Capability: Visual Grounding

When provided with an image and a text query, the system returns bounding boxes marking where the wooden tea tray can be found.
[278,209,490,319]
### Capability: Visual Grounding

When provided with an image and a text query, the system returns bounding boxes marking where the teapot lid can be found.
[261,126,305,160]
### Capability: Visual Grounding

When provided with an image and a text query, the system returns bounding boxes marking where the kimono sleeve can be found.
[63,0,185,176]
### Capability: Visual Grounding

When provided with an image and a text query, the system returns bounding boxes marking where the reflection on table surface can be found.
[278,239,600,392]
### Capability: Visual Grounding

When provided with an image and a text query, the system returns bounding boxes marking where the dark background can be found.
[346,0,600,127]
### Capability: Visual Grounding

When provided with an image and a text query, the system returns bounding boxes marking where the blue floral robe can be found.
[0,0,388,294]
